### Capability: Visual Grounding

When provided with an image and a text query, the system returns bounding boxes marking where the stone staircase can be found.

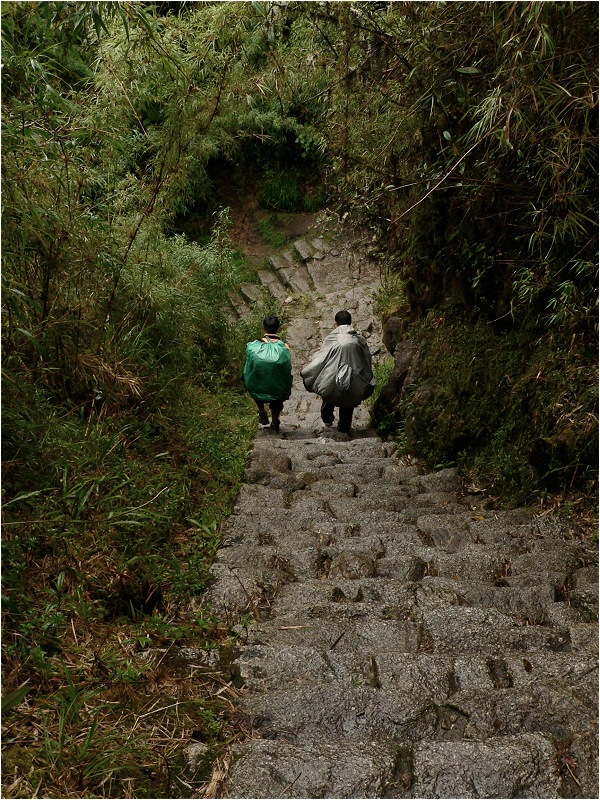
[206,225,598,798]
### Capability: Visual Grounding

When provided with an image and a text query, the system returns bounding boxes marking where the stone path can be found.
[207,224,598,798]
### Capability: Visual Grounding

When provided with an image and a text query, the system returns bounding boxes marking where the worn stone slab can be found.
[279,264,313,294]
[293,237,316,262]
[411,734,561,798]
[443,580,560,624]
[413,468,462,493]
[257,268,289,301]
[239,281,265,304]
[421,606,573,655]
[225,739,401,799]
[268,253,288,271]
[305,254,356,294]
[448,684,598,740]
[239,684,441,743]
[227,290,250,319]
[235,647,514,708]
[244,615,422,654]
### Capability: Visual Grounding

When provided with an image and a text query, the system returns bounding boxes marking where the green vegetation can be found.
[1,1,597,796]
[1,3,287,795]
[387,315,598,504]
[295,0,598,505]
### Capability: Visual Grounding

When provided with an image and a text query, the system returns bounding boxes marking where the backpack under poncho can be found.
[243,338,292,402]
[300,325,375,407]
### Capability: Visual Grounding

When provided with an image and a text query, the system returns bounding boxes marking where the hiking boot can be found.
[270,419,280,432]
[258,410,269,425]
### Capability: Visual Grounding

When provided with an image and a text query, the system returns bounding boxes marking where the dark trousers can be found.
[321,400,354,433]
[255,399,283,418]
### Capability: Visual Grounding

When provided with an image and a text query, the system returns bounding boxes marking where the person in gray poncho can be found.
[300,310,375,434]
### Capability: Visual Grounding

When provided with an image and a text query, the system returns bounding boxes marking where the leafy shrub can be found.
[392,313,598,503]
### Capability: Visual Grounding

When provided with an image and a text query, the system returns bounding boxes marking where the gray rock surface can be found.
[207,222,598,798]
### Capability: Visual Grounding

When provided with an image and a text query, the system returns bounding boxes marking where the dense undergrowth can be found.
[372,308,597,507]
[2,1,597,796]
[1,230,269,796]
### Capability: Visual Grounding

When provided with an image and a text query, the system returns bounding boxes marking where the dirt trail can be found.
[206,216,598,798]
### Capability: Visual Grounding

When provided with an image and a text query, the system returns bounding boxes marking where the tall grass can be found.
[1,215,266,796]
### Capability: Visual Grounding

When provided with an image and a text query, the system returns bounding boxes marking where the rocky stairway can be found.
[206,224,598,798]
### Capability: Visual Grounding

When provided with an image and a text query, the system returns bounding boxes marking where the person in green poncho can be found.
[243,316,292,433]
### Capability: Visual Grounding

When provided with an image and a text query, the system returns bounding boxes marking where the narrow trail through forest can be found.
[206,216,598,799]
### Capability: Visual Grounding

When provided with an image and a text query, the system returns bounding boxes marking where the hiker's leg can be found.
[255,400,269,425]
[269,400,283,431]
[269,400,283,423]
[337,406,354,434]
[320,400,335,425]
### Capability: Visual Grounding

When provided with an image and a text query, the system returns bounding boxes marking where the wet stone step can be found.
[240,281,266,304]
[310,494,462,519]
[305,257,357,294]
[228,679,597,749]
[243,615,423,654]
[343,574,572,624]
[411,544,533,583]
[242,451,412,481]
[420,605,575,654]
[233,646,456,699]
[310,236,333,254]
[257,268,289,301]
[415,577,571,624]
[376,547,507,583]
[439,683,597,740]
[307,463,420,484]
[227,289,250,319]
[206,562,288,614]
[267,253,290,271]
[279,264,314,294]
[224,504,414,536]
[232,643,598,697]
[293,237,316,262]
[221,540,433,585]
[236,683,444,744]
[266,436,395,456]
[213,542,334,582]
[411,734,562,798]
[225,738,402,800]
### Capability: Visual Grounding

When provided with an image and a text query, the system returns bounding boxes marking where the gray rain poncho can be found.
[300,324,375,407]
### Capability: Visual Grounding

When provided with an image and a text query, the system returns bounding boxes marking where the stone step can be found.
[257,268,289,302]
[224,738,401,799]
[229,677,596,747]
[249,574,581,625]
[232,643,598,696]
[410,734,563,799]
[225,730,595,799]
[267,253,292,272]
[239,281,266,305]
[279,263,314,294]
[292,237,317,262]
[244,614,423,654]
[264,435,395,454]
[237,603,583,658]
[305,254,355,294]
[310,236,333,255]
[378,542,574,586]
[227,289,251,319]
[419,605,575,654]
